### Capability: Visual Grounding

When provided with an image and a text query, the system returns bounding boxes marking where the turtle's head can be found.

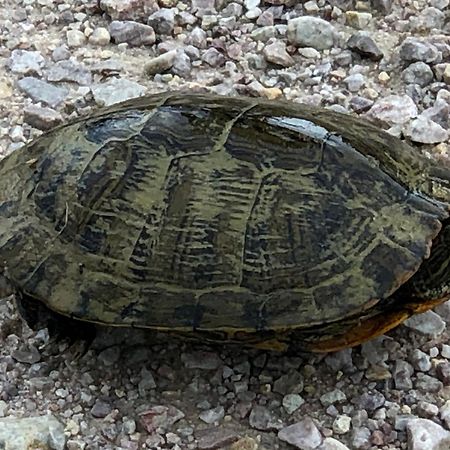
[0,265,14,299]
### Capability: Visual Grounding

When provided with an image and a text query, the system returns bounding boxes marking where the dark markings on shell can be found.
[1,92,450,337]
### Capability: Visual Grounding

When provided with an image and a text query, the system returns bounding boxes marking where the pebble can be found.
[356,391,385,411]
[202,48,226,67]
[320,389,347,406]
[109,20,156,46]
[402,62,434,87]
[415,373,443,393]
[148,8,176,35]
[441,344,450,359]
[345,11,372,29]
[283,393,305,414]
[0,415,66,450]
[404,311,446,337]
[333,415,351,434]
[88,27,111,46]
[46,60,92,85]
[90,399,112,418]
[11,344,41,364]
[407,418,450,450]
[393,360,414,390]
[440,400,450,428]
[8,49,45,75]
[98,0,159,21]
[351,427,371,449]
[196,428,239,450]
[346,31,383,61]
[230,436,259,450]
[199,406,225,424]
[91,77,146,106]
[17,77,69,107]
[139,405,185,433]
[66,30,87,48]
[404,117,448,144]
[278,417,323,449]
[344,73,365,92]
[318,437,350,450]
[144,49,178,74]
[367,94,418,125]
[287,16,335,50]
[399,38,441,63]
[263,40,294,67]
[437,362,450,384]
[249,405,282,431]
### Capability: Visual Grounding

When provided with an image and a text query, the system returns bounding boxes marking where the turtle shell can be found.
[1,92,450,351]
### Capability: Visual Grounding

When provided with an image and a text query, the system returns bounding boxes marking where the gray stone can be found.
[251,26,277,42]
[109,20,155,46]
[287,16,335,50]
[46,60,92,85]
[138,367,157,395]
[249,405,282,431]
[440,400,450,428]
[347,31,383,61]
[192,0,217,16]
[399,38,441,63]
[257,10,274,26]
[356,391,385,411]
[346,11,372,30]
[421,100,449,128]
[404,117,448,144]
[407,418,450,450]
[283,394,305,414]
[17,77,68,107]
[324,349,354,373]
[92,78,146,106]
[273,371,303,395]
[67,30,86,48]
[91,400,112,418]
[349,96,373,113]
[372,0,392,12]
[318,438,350,450]
[410,349,432,372]
[52,46,71,62]
[0,415,65,450]
[344,73,365,92]
[199,406,225,424]
[320,389,347,407]
[196,428,238,450]
[263,41,294,67]
[402,62,434,87]
[89,27,111,46]
[404,310,446,336]
[430,0,449,9]
[393,360,413,390]
[351,427,371,449]
[437,361,450,384]
[172,50,192,77]
[417,401,439,418]
[8,50,45,75]
[11,344,41,364]
[144,50,177,74]
[415,373,443,393]
[411,7,444,31]
[139,405,185,433]
[148,8,175,35]
[186,27,207,48]
[278,418,323,449]
[202,48,226,67]
[99,0,159,21]
[367,94,417,125]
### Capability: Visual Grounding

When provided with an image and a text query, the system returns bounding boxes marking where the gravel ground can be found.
[1,0,450,449]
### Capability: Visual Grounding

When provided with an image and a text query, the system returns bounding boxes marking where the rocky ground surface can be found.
[1,0,450,449]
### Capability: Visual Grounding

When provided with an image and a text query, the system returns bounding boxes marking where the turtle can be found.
[0,91,450,353]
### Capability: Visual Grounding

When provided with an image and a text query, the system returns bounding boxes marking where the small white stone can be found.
[66,29,87,47]
[332,415,351,434]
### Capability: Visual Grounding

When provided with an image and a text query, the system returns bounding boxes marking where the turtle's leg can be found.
[15,292,96,357]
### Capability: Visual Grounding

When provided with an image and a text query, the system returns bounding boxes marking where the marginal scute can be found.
[1,92,450,351]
